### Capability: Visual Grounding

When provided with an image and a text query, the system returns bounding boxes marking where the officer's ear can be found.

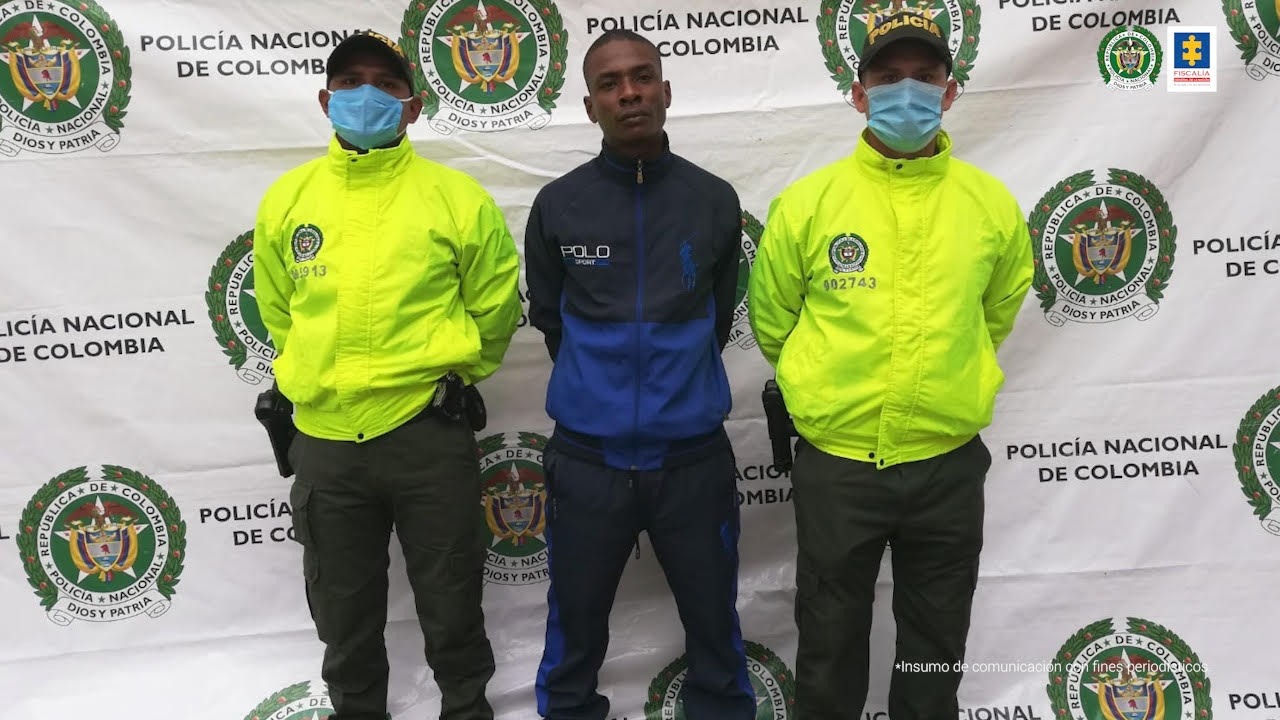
[403,95,424,126]
[940,77,959,112]
[850,82,869,115]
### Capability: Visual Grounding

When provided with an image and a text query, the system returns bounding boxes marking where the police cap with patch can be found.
[325,30,414,86]
[859,11,953,77]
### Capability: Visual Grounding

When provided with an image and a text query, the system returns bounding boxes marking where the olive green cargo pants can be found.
[288,410,495,720]
[791,435,991,720]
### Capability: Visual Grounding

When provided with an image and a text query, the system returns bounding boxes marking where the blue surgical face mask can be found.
[865,78,945,154]
[325,84,410,150]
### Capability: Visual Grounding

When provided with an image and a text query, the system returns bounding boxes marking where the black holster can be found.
[463,383,486,432]
[762,379,798,472]
[430,372,487,432]
[254,382,297,478]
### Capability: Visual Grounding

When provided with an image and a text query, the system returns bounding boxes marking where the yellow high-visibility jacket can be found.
[253,136,521,443]
[748,131,1032,468]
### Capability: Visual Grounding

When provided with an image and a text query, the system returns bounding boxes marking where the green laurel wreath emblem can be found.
[1219,0,1260,65]
[242,682,317,720]
[644,640,796,719]
[1047,617,1212,720]
[1232,385,1280,523]
[0,0,132,136]
[816,0,981,94]
[399,0,568,118]
[1097,25,1163,88]
[1027,169,1176,313]
[206,230,256,370]
[17,465,186,611]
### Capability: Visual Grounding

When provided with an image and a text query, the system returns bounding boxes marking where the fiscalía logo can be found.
[16,465,186,625]
[479,431,549,585]
[1046,617,1211,720]
[1232,384,1280,536]
[829,233,869,273]
[817,0,981,101]
[645,640,795,719]
[729,211,762,350]
[1097,25,1162,90]
[1221,0,1280,80]
[1028,168,1177,326]
[0,0,130,156]
[207,230,276,385]
[1167,26,1216,92]
[242,679,336,720]
[400,0,568,134]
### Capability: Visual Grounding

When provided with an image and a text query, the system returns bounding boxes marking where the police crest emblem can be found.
[5,16,82,111]
[399,0,567,134]
[0,1,132,156]
[477,432,551,585]
[828,233,869,274]
[1068,201,1135,284]
[446,3,522,93]
[291,224,323,263]
[484,461,546,544]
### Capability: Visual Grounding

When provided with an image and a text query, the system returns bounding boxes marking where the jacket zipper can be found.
[631,157,645,556]
[632,160,645,469]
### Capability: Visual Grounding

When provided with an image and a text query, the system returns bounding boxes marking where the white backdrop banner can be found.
[2,0,1278,719]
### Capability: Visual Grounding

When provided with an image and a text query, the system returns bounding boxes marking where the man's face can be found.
[318,52,423,134]
[583,40,671,146]
[851,40,958,114]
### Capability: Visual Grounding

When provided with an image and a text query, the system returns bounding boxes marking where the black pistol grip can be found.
[762,379,796,473]
[255,385,297,478]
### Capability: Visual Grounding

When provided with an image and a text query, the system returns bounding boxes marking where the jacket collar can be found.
[326,134,414,181]
[853,129,952,180]
[594,133,674,185]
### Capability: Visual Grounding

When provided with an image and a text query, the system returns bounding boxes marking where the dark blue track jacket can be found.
[524,137,741,471]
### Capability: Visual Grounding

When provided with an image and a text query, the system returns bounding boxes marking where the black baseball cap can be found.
[859,12,953,77]
[326,30,414,86]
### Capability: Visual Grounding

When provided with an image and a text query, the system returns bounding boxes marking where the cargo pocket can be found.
[440,542,487,610]
[288,478,318,582]
[793,559,830,636]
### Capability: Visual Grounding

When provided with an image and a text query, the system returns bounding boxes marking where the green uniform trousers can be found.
[791,434,991,720]
[288,410,495,720]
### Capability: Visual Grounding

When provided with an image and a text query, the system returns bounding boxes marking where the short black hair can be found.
[582,29,662,84]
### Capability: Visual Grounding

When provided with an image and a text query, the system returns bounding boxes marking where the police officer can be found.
[747,12,1034,720]
[253,30,522,720]
[523,29,755,720]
